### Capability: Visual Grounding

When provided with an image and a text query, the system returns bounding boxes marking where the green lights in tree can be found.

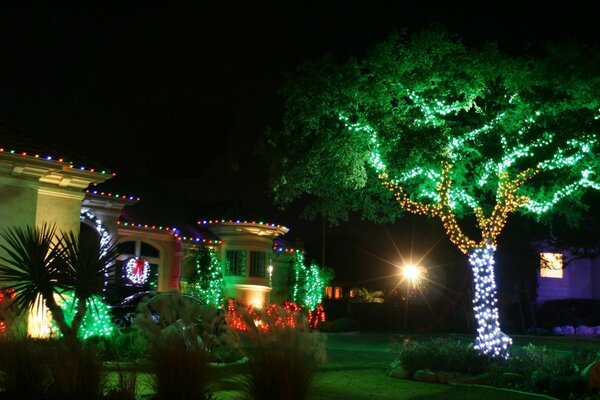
[57,292,114,339]
[290,251,333,311]
[265,28,600,358]
[192,248,224,307]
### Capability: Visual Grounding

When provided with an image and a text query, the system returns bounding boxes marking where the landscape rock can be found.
[413,369,437,383]
[561,325,575,335]
[436,371,463,384]
[551,326,563,335]
[389,365,411,379]
[575,325,594,335]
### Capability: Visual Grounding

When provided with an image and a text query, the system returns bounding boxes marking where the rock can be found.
[500,372,525,386]
[575,325,595,336]
[437,371,462,384]
[551,326,563,335]
[561,325,575,335]
[413,369,437,383]
[582,360,600,390]
[389,365,411,379]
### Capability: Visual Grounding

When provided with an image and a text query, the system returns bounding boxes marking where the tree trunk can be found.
[71,295,88,336]
[468,244,512,358]
[44,291,75,341]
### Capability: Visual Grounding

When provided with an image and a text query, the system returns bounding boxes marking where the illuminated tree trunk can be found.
[468,244,512,358]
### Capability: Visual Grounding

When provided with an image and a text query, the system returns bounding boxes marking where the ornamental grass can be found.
[237,304,326,400]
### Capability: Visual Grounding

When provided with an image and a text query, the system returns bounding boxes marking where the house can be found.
[537,249,600,304]
[0,143,301,316]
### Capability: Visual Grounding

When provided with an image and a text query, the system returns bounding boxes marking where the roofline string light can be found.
[85,189,140,201]
[0,147,114,175]
[117,221,222,245]
[198,219,288,230]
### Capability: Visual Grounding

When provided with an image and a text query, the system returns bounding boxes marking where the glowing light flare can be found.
[402,264,425,288]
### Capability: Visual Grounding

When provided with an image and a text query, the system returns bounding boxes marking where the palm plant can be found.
[0,223,118,339]
[0,224,71,335]
[57,229,119,335]
[349,287,385,303]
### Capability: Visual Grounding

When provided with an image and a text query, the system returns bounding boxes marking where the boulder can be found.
[561,325,575,335]
[389,365,411,379]
[551,326,563,335]
[575,325,595,336]
[437,371,463,384]
[413,369,437,383]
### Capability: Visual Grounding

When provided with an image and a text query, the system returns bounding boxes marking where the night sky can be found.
[1,3,598,287]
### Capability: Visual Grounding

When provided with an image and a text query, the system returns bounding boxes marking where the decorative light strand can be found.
[124,257,150,285]
[468,244,512,358]
[0,147,114,175]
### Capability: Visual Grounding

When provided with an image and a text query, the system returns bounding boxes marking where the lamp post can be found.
[402,264,424,332]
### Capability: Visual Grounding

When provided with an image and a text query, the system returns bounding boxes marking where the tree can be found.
[190,247,224,307]
[349,287,385,303]
[0,224,118,339]
[262,29,600,357]
[290,251,333,311]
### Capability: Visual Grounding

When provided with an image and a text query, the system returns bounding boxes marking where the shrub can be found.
[0,338,49,399]
[393,338,490,375]
[104,361,137,400]
[148,327,214,400]
[45,338,106,400]
[237,304,325,400]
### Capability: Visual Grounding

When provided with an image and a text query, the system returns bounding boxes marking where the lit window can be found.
[325,286,333,299]
[334,287,342,299]
[325,286,343,299]
[540,252,563,278]
[226,250,246,276]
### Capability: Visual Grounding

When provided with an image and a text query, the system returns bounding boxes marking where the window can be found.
[226,250,246,276]
[540,252,563,278]
[249,251,266,278]
[326,286,343,300]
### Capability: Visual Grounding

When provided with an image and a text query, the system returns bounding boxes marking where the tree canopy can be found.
[263,29,600,245]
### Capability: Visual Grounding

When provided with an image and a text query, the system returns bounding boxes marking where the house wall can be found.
[537,257,594,304]
[36,188,84,233]
[117,229,183,292]
[0,181,37,228]
[592,257,600,300]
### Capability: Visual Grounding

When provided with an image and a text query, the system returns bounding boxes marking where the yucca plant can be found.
[0,224,118,339]
[56,229,119,335]
[0,224,71,336]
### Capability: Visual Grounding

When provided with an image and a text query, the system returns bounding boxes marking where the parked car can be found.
[109,291,205,331]
[109,290,156,331]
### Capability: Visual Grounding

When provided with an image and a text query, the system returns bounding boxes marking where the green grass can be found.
[105,331,595,399]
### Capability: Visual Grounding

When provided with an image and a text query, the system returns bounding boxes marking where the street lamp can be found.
[402,264,425,332]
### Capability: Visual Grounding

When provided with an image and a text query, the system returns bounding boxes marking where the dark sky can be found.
[1,2,598,283]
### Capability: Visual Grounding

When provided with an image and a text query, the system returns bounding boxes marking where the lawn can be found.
[110,331,591,399]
